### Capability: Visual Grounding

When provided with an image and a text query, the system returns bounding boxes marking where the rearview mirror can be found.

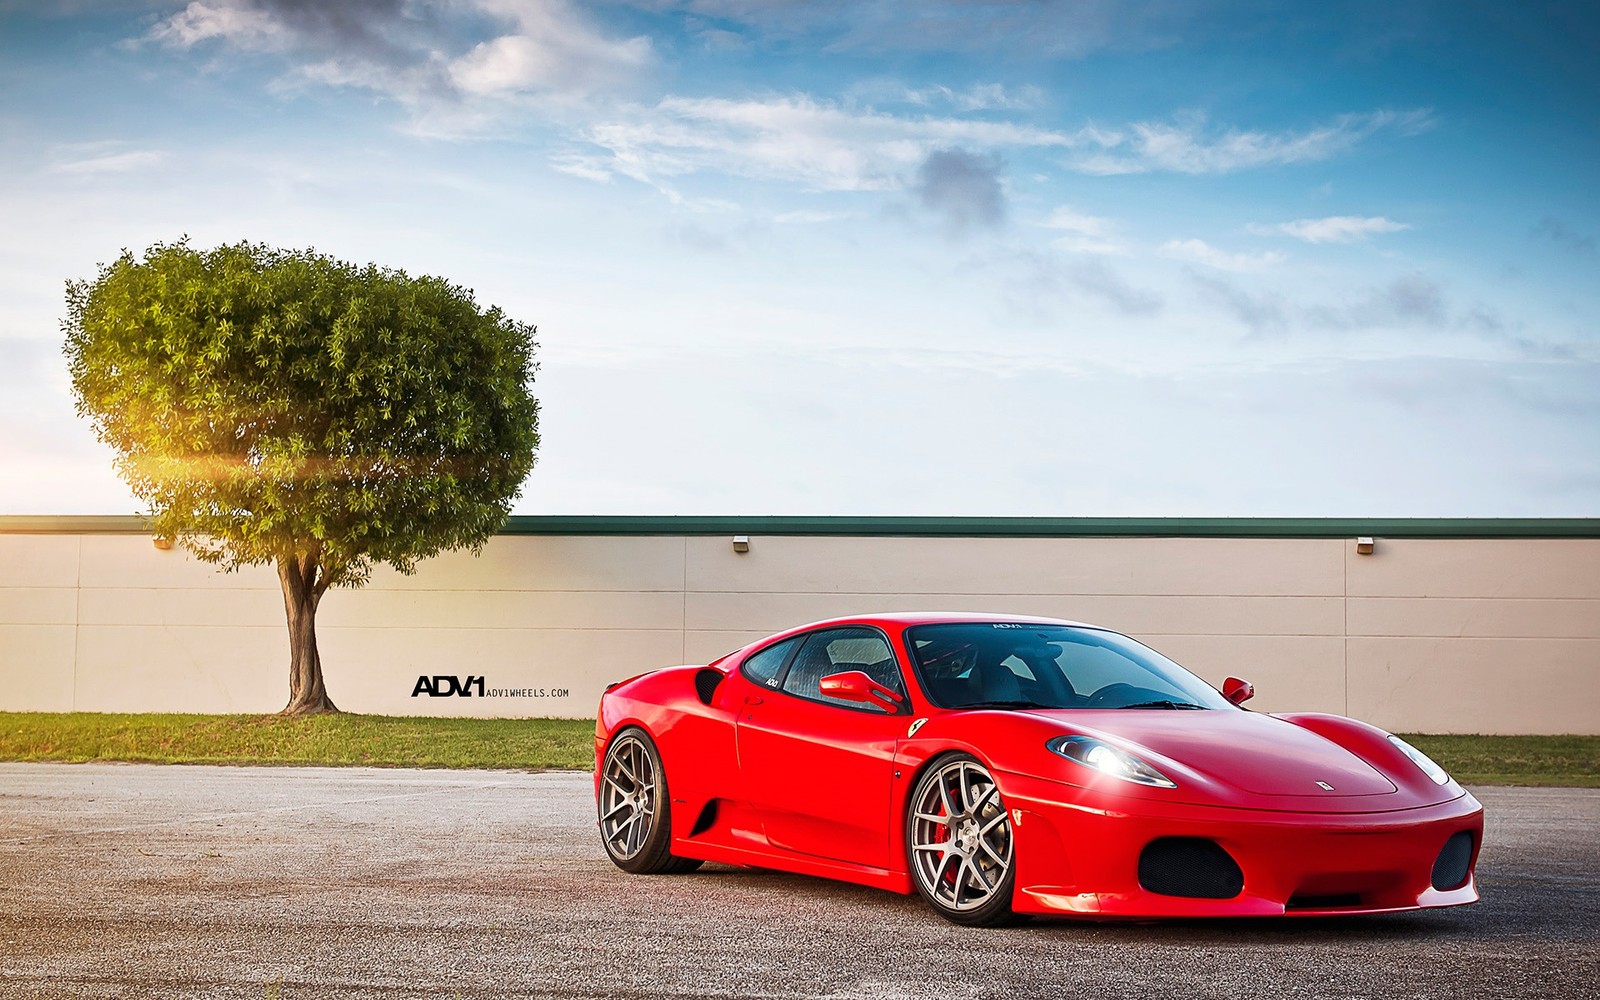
[1223,676,1255,706]
[819,670,905,711]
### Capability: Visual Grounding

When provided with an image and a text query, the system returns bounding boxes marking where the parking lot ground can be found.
[1,763,1596,999]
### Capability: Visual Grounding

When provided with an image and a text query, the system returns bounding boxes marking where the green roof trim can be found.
[497,516,1600,538]
[3,514,1599,538]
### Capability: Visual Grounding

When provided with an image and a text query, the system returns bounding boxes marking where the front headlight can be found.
[1048,735,1177,788]
[1388,735,1450,785]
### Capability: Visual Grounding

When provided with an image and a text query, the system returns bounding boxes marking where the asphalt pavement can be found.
[0,763,1595,999]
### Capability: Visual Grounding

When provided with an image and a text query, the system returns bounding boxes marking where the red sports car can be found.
[594,613,1482,924]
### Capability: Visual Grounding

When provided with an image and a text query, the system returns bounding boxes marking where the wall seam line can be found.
[71,535,83,712]
[1342,538,1349,717]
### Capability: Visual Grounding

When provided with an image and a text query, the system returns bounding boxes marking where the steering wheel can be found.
[1084,682,1139,708]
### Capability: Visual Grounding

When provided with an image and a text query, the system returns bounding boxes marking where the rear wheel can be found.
[907,754,1018,926]
[598,727,701,874]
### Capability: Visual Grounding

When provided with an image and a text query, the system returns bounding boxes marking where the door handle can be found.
[745,696,764,706]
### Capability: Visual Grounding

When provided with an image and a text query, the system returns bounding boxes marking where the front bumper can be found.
[1001,772,1484,918]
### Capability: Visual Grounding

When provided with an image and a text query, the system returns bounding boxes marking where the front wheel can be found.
[597,727,701,874]
[906,754,1018,926]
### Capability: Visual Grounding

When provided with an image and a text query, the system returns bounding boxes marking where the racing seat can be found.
[972,659,1023,703]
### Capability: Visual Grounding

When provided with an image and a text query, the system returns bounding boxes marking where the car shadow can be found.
[681,862,1597,943]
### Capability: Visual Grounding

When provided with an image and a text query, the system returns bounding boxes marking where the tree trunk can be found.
[278,552,338,716]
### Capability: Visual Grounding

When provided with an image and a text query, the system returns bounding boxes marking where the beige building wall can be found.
[1,526,1596,733]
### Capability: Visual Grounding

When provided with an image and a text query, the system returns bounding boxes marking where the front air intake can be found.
[1137,837,1245,899]
[1431,831,1475,891]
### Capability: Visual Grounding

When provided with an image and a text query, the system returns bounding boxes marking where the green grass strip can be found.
[0,712,594,771]
[1401,733,1600,788]
[0,714,1595,786]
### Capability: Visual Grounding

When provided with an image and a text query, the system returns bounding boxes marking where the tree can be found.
[63,240,540,715]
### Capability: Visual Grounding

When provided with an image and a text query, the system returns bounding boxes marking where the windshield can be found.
[904,623,1235,711]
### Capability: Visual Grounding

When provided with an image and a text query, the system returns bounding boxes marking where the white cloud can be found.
[448,1,653,99]
[903,82,1045,111]
[571,94,1075,192]
[1250,215,1413,244]
[1159,237,1284,272]
[1037,205,1127,255]
[992,248,1164,317]
[146,0,653,117]
[1067,109,1433,175]
[1040,205,1113,235]
[148,1,286,50]
[570,101,1433,198]
[51,149,168,176]
[140,8,1433,188]
[773,209,860,225]
[548,153,617,183]
[1305,271,1447,329]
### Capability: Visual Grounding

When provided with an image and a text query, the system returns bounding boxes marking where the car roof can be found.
[711,611,1118,671]
[788,611,1100,630]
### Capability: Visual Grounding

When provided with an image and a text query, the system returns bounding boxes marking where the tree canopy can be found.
[64,239,540,713]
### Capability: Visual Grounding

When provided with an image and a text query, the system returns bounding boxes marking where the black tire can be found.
[906,753,1019,926]
[597,727,702,874]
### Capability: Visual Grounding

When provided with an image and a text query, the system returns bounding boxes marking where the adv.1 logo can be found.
[412,675,486,697]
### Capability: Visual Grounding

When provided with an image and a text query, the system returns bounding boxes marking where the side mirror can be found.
[1223,676,1255,706]
[819,670,905,712]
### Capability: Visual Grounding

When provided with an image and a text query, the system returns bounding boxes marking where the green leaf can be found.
[63,239,540,596]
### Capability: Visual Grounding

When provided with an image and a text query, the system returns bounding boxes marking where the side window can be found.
[782,628,904,712]
[741,636,801,687]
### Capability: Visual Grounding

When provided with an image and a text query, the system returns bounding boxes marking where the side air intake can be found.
[693,668,723,706]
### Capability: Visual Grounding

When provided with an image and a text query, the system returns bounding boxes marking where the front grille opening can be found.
[1138,837,1244,899]
[1432,830,1475,891]
[1287,892,1365,910]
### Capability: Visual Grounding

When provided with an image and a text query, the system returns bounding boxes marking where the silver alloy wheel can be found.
[909,758,1014,912]
[599,732,658,861]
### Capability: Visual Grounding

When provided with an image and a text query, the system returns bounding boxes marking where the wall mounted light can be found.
[152,536,174,551]
[731,535,751,554]
[1356,536,1375,555]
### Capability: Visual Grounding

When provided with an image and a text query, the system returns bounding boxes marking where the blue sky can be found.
[1,1,1596,515]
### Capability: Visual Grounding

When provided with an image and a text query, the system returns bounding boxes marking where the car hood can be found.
[1021,708,1399,800]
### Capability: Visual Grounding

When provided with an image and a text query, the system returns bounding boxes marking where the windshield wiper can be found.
[961,699,1057,710]
[1118,700,1207,710]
